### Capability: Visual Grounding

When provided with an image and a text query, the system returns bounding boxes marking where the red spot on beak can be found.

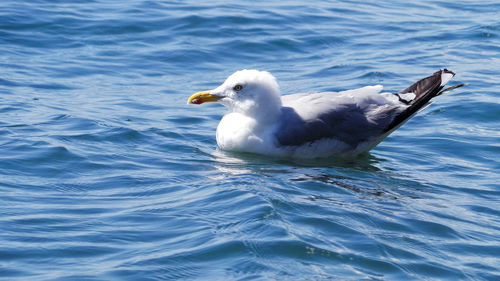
[191,98,202,105]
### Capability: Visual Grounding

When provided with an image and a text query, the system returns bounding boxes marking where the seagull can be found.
[188,69,464,158]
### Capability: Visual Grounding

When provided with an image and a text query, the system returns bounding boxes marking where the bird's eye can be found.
[233,84,243,91]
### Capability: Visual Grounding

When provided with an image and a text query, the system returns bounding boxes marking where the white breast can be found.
[216,113,259,152]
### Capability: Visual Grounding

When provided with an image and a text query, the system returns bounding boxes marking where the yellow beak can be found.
[187,91,221,105]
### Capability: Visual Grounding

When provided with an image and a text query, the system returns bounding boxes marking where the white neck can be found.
[230,93,282,125]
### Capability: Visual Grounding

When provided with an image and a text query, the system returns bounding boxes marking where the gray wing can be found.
[275,88,404,147]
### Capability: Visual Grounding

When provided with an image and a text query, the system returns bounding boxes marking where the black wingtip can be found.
[437,83,467,96]
[384,69,456,133]
[443,68,455,76]
[398,68,453,104]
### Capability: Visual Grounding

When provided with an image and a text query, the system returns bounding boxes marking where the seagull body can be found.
[188,69,461,158]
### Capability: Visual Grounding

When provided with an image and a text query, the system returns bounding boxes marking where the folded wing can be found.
[276,86,403,147]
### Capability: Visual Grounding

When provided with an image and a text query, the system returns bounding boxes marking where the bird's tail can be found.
[384,69,465,133]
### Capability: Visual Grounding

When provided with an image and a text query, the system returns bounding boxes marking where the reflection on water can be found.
[212,148,424,203]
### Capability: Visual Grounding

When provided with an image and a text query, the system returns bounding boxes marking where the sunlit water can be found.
[1,1,499,280]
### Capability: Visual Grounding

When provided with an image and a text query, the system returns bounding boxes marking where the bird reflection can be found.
[210,148,422,201]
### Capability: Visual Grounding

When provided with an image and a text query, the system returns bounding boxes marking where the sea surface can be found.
[1,0,499,280]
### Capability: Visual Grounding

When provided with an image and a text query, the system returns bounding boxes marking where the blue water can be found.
[1,0,499,280]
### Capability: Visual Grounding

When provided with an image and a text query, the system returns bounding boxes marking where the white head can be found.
[188,70,282,121]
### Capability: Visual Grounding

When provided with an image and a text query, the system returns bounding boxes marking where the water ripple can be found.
[1,0,499,280]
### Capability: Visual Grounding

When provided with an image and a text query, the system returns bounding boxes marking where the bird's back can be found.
[276,86,404,148]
